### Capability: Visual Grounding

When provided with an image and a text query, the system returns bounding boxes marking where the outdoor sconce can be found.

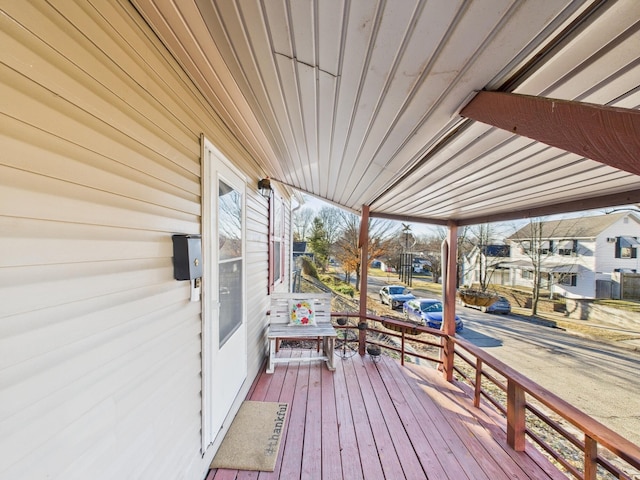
[258,178,273,198]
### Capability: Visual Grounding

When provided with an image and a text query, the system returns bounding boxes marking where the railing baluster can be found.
[474,358,482,408]
[507,379,526,451]
[584,435,598,480]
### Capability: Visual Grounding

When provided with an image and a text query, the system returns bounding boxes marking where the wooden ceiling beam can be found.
[460,91,640,176]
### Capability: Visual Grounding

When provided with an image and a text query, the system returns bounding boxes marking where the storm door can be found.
[201,139,247,452]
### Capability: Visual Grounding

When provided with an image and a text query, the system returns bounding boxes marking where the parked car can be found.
[403,298,463,332]
[379,285,415,309]
[483,296,511,314]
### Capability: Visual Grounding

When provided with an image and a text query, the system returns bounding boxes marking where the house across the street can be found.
[502,213,640,299]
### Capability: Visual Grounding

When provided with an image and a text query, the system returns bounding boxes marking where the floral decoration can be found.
[288,299,316,326]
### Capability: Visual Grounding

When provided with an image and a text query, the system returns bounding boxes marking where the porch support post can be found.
[460,91,640,176]
[358,205,370,356]
[442,220,458,382]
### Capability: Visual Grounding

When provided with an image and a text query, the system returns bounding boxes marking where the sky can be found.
[298,194,640,242]
[298,194,442,237]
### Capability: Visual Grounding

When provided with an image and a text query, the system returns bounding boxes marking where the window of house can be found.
[558,240,576,256]
[540,240,552,255]
[621,246,633,258]
[521,270,532,280]
[615,237,638,259]
[269,194,285,292]
[559,274,577,286]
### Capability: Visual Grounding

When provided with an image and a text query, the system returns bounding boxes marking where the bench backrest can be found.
[269,292,333,325]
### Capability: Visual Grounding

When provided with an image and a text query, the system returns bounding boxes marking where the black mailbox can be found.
[172,234,202,280]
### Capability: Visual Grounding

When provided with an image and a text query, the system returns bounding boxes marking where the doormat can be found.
[210,401,289,472]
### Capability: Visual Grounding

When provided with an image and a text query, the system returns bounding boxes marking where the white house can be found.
[462,245,511,287]
[505,213,640,299]
[0,3,295,479]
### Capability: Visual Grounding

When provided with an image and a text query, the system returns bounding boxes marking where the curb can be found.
[510,309,640,352]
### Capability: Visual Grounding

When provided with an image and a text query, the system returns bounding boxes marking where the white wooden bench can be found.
[266,292,336,374]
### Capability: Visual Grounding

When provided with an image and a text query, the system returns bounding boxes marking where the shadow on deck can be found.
[207,351,564,480]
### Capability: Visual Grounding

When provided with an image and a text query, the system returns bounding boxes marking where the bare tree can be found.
[512,219,545,315]
[334,213,360,285]
[509,217,581,315]
[334,211,397,289]
[433,225,473,287]
[414,233,444,282]
[292,207,315,241]
[385,227,416,274]
[466,223,509,292]
[317,206,343,245]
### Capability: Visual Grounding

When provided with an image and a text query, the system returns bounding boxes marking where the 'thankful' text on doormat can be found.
[210,401,289,472]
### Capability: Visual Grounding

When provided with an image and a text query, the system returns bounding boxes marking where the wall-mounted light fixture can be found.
[258,178,273,198]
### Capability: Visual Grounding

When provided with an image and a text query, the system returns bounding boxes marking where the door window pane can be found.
[218,180,243,346]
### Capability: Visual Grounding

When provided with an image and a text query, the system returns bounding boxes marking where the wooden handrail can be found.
[451,336,640,471]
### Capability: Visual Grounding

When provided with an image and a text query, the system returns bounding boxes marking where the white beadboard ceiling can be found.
[133,0,640,226]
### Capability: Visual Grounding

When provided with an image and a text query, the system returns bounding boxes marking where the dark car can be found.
[379,285,415,309]
[483,296,511,314]
[403,298,463,332]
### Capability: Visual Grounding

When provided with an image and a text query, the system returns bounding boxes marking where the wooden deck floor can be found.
[207,351,566,480]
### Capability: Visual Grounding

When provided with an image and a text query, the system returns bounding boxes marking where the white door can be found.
[201,139,247,451]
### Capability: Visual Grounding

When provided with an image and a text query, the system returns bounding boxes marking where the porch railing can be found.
[332,312,640,480]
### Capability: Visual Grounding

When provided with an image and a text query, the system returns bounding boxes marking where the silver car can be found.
[379,285,415,309]
[484,296,511,314]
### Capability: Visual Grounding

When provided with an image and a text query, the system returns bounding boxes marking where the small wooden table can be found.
[266,323,337,374]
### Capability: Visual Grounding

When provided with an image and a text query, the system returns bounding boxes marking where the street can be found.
[365,274,640,447]
[459,308,640,447]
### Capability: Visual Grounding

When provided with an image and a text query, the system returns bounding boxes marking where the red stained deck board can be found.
[333,354,365,480]
[373,361,449,479]
[401,364,513,480]
[352,357,406,480]
[377,358,474,479]
[301,357,323,480]
[259,351,305,480]
[438,372,567,480]
[206,353,566,480]
[362,359,427,479]
[394,362,493,480]
[341,354,386,480]
[320,365,342,480]
[278,352,310,479]
[209,469,237,480]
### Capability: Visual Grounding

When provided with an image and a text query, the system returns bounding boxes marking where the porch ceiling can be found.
[133,0,640,226]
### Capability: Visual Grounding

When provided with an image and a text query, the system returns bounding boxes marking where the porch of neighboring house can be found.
[206,351,565,480]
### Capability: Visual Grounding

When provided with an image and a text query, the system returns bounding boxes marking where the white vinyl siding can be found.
[0,1,279,479]
[597,219,640,277]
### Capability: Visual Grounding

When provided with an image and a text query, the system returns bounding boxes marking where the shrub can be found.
[320,274,341,286]
[300,256,319,278]
[334,284,355,297]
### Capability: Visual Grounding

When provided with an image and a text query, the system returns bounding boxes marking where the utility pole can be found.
[400,224,414,286]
